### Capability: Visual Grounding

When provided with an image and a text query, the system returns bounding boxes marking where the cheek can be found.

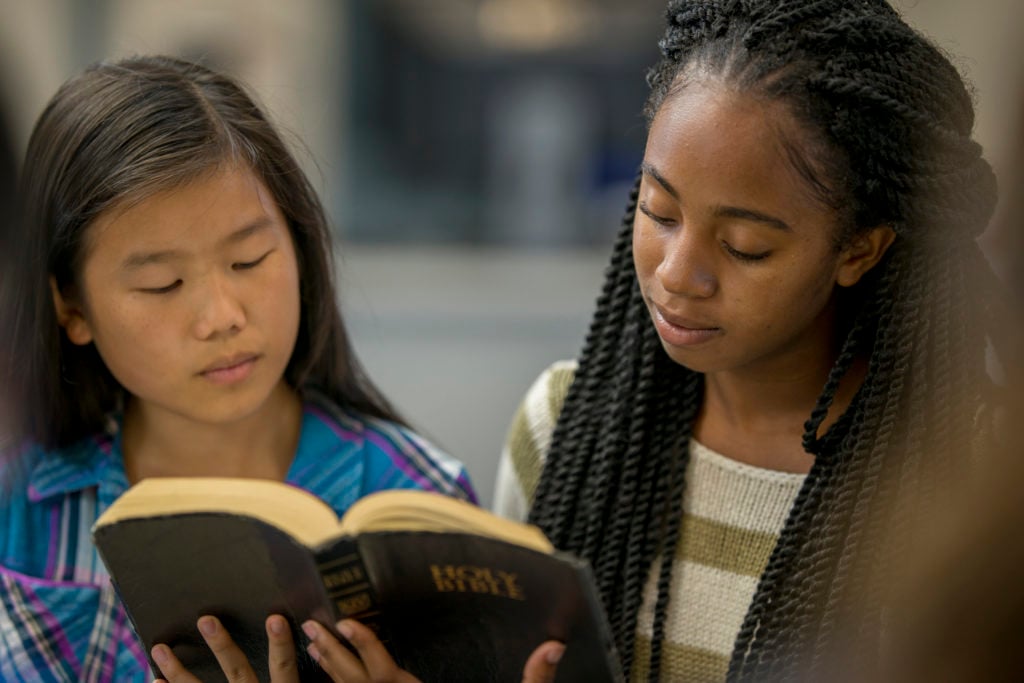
[91,299,173,354]
[730,263,836,331]
[85,300,180,394]
[765,268,835,329]
[632,224,660,283]
[260,252,302,336]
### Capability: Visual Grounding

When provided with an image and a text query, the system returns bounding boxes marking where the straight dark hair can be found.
[0,90,18,448]
[1,55,402,450]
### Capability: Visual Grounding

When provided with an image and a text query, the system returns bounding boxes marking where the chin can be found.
[196,387,278,424]
[661,344,704,372]
[659,343,730,375]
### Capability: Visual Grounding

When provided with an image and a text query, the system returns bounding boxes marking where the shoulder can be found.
[0,441,145,680]
[510,359,578,439]
[516,358,577,452]
[0,440,41,508]
[299,392,477,505]
[0,434,110,577]
[1,436,103,507]
[493,360,577,520]
[358,413,477,503]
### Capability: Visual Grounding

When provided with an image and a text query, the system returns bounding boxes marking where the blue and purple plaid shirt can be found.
[0,393,476,682]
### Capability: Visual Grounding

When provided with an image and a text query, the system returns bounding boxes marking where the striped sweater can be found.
[494,361,805,683]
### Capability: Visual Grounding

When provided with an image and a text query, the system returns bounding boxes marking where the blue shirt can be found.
[0,394,476,682]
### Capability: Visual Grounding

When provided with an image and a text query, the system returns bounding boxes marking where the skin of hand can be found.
[151,614,566,683]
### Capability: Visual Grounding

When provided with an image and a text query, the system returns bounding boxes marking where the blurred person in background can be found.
[842,79,1024,683]
[861,403,1024,683]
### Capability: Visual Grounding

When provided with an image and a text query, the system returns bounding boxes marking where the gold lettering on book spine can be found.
[322,566,365,589]
[335,592,373,615]
[319,555,375,618]
[430,565,525,600]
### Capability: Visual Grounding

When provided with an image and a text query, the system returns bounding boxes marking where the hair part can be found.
[2,55,402,449]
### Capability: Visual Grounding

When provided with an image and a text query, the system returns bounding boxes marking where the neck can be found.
[121,381,303,483]
[695,312,866,474]
[702,355,838,431]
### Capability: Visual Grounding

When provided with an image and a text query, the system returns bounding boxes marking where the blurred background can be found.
[0,0,1021,505]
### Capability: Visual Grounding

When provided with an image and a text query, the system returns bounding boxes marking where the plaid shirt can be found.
[0,394,475,682]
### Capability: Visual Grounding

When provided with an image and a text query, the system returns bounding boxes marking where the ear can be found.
[836,225,896,287]
[49,276,94,346]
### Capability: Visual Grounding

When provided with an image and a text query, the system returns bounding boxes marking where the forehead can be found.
[645,78,830,214]
[82,164,284,258]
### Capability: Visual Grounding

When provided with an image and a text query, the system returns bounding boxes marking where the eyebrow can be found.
[714,206,791,232]
[223,217,274,245]
[120,217,275,270]
[640,161,792,232]
[640,162,679,200]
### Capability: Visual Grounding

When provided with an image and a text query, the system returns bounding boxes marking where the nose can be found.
[654,229,717,299]
[192,273,246,340]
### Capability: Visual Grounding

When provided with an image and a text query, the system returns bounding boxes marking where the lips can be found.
[652,304,718,331]
[650,303,722,348]
[201,353,260,375]
[197,353,262,387]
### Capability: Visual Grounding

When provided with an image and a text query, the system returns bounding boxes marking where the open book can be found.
[92,479,624,683]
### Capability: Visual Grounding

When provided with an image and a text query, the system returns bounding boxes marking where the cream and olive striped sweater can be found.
[494,361,805,683]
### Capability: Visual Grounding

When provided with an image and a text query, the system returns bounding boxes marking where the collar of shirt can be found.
[23,395,356,511]
[26,421,130,511]
[23,395,361,514]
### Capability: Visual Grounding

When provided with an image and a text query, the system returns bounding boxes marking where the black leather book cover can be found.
[96,515,624,682]
[94,512,339,682]
[321,530,624,683]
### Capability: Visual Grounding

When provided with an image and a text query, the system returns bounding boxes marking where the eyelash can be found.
[141,281,182,295]
[639,203,771,262]
[139,251,272,294]
[722,243,771,262]
[638,202,674,227]
[232,251,271,271]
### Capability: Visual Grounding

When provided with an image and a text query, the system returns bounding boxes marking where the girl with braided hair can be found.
[495,0,1001,681]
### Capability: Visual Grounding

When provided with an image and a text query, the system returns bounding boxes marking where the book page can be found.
[338,490,554,553]
[92,477,341,547]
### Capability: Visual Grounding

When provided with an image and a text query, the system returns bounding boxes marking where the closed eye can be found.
[232,251,272,271]
[722,242,770,262]
[140,280,182,294]
[638,202,675,227]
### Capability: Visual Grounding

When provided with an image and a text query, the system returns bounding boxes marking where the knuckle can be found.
[369,666,399,683]
[224,664,251,682]
[269,653,297,673]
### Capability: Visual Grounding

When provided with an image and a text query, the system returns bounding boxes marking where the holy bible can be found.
[91,478,624,682]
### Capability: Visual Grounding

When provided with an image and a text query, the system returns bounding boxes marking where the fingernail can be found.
[152,645,169,665]
[268,616,285,636]
[301,620,318,640]
[546,644,565,665]
[306,643,321,662]
[198,616,217,637]
[336,620,355,640]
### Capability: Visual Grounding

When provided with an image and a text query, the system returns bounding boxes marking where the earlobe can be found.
[836,225,896,287]
[49,276,94,346]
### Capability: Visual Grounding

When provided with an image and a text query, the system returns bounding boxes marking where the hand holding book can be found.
[91,480,621,681]
[149,612,565,683]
